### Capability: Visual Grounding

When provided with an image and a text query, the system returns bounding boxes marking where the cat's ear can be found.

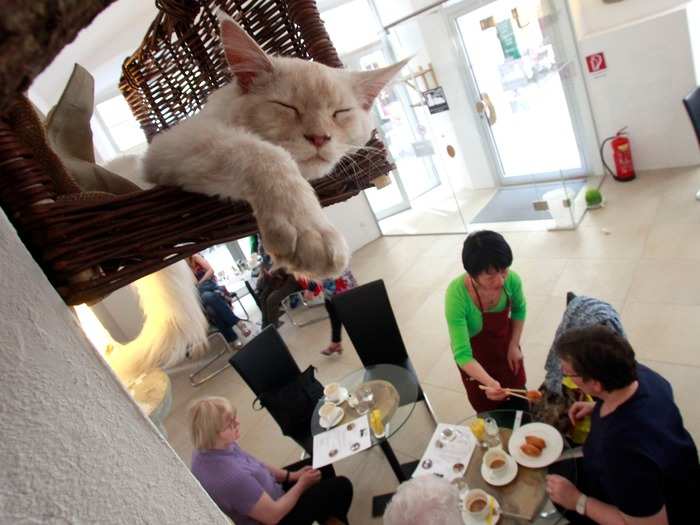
[218,13,273,93]
[353,58,410,110]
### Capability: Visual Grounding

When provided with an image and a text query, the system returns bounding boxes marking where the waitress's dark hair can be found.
[555,325,637,391]
[461,230,513,276]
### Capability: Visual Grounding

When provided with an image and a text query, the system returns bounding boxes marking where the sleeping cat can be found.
[144,14,407,277]
[103,15,406,376]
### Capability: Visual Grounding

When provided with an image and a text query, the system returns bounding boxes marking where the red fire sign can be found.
[586,52,607,73]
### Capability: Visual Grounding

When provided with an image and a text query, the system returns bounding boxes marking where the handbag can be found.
[253,366,324,438]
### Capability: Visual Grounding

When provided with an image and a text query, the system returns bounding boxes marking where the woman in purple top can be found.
[189,397,353,525]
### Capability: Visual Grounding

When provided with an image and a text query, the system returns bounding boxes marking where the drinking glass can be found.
[369,408,385,437]
[355,385,374,415]
[484,417,501,449]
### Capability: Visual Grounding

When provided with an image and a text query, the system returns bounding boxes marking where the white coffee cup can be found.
[483,448,509,478]
[324,383,341,402]
[319,402,339,423]
[464,489,490,520]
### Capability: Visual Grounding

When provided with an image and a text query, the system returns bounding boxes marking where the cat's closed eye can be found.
[271,101,300,116]
[333,108,352,118]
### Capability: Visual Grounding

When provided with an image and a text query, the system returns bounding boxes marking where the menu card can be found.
[413,423,477,482]
[312,415,372,469]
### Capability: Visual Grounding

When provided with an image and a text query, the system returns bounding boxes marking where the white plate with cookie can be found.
[508,422,563,469]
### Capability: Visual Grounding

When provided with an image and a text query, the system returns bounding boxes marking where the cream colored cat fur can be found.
[144,14,407,277]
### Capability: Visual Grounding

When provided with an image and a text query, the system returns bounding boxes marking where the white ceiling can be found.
[30,0,158,110]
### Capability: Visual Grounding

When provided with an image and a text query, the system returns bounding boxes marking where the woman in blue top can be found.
[547,325,700,525]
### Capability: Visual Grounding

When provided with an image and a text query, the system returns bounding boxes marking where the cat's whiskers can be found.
[332,148,388,189]
[333,156,361,187]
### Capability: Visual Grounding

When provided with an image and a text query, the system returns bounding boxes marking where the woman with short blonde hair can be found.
[189,396,234,450]
[188,397,352,525]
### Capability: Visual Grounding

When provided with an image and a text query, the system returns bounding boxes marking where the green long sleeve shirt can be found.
[444,271,526,367]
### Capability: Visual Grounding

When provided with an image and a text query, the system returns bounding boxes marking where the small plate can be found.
[480,454,518,487]
[320,407,344,430]
[507,422,564,469]
[325,387,349,406]
[460,492,501,525]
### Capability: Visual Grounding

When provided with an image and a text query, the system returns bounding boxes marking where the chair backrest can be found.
[229,325,300,394]
[683,86,700,144]
[245,280,262,309]
[331,280,410,368]
[229,325,320,453]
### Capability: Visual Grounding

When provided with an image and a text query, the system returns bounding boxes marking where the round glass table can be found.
[310,363,419,449]
[311,363,421,516]
[311,364,421,517]
[454,410,578,524]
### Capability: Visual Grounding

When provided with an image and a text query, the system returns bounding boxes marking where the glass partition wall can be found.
[319,0,603,233]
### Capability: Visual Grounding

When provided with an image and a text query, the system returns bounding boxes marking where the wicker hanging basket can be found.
[0,0,392,306]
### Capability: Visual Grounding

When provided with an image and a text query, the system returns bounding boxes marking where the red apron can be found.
[458,285,526,412]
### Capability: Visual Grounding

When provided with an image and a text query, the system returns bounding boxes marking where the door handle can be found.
[475,93,497,126]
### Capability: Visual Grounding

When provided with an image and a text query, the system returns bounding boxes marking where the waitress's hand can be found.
[483,380,508,401]
[507,343,523,375]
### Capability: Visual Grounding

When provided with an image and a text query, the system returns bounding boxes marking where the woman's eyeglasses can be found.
[222,417,240,431]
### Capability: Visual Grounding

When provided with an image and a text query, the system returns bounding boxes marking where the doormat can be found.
[471,181,585,224]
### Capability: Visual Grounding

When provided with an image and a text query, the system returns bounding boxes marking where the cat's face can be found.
[234,58,377,179]
[218,16,406,179]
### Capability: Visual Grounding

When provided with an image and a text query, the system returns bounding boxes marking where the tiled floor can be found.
[378,184,496,235]
[164,166,700,524]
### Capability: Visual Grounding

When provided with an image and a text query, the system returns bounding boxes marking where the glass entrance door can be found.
[343,43,442,220]
[450,0,587,184]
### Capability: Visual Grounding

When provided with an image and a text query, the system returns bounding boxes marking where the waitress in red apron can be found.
[444,230,528,412]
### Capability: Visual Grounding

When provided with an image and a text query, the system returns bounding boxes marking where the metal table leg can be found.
[189,333,233,387]
[371,440,419,517]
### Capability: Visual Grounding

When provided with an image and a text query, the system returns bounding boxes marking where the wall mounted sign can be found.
[586,52,607,74]
[496,19,521,60]
[424,87,450,114]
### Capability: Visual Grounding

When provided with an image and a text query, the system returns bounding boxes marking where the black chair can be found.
[244,280,262,310]
[228,325,316,455]
[332,279,438,515]
[683,86,700,144]
[683,86,700,201]
[330,279,438,423]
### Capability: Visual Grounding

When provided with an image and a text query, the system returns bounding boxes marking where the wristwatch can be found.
[576,493,588,515]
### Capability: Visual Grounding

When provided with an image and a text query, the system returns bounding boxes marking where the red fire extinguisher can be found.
[600,127,636,182]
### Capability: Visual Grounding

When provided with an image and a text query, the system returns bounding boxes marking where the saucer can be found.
[461,493,501,525]
[325,387,349,406]
[320,407,344,429]
[480,454,518,487]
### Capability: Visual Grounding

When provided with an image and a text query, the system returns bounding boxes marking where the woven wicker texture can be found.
[0,0,393,305]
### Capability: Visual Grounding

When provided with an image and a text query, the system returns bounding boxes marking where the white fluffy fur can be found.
[104,161,209,377]
[145,15,407,278]
[131,261,206,368]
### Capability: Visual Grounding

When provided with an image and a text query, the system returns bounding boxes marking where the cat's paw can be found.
[259,215,349,277]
